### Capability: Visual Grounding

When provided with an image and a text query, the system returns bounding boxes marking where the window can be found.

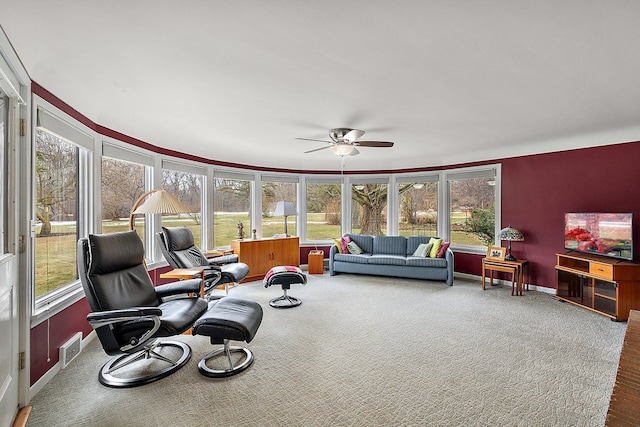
[398,180,438,237]
[101,157,146,236]
[34,121,92,299]
[262,179,297,238]
[213,176,251,247]
[161,167,203,247]
[306,181,341,241]
[351,182,388,236]
[447,170,496,247]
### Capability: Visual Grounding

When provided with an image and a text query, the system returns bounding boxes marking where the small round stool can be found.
[263,266,307,308]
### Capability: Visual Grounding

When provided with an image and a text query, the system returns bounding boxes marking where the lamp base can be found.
[504,254,516,261]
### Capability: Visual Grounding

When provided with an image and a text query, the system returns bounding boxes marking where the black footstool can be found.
[191,297,263,377]
[263,266,307,308]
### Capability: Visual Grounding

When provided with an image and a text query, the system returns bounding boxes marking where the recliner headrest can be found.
[88,231,145,275]
[162,227,195,251]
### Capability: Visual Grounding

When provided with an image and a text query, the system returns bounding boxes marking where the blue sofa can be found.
[329,234,454,286]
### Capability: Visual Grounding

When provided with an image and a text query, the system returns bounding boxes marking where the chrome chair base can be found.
[99,340,191,388]
[269,293,302,308]
[198,340,254,378]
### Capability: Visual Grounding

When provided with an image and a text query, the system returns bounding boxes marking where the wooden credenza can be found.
[231,236,300,282]
[556,252,640,321]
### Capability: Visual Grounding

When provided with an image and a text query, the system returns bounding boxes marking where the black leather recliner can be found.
[156,226,249,297]
[78,231,208,388]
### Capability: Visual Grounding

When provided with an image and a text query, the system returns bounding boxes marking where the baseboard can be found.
[28,331,96,402]
[453,272,556,294]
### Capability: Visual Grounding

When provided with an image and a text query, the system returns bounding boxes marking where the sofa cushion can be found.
[334,253,371,264]
[368,254,407,266]
[406,236,431,256]
[373,235,406,256]
[437,242,451,258]
[347,234,374,253]
[406,256,448,268]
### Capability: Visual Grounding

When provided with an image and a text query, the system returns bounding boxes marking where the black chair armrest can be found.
[87,307,163,352]
[205,263,223,271]
[155,278,203,296]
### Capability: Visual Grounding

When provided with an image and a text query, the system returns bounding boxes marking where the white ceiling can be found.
[2,1,640,172]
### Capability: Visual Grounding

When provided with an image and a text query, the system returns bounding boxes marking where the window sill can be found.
[31,283,85,327]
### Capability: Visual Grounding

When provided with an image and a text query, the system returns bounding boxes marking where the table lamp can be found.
[274,201,297,236]
[499,225,524,261]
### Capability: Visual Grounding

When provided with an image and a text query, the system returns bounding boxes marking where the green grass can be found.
[35,211,484,297]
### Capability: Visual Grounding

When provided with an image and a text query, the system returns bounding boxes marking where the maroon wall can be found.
[493,142,640,288]
[30,299,93,385]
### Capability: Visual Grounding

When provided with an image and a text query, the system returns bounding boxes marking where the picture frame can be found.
[486,246,506,261]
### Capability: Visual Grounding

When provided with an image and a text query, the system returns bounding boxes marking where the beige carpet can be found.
[26,274,626,426]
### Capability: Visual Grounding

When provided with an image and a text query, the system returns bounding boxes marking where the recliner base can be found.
[198,341,254,378]
[99,340,191,388]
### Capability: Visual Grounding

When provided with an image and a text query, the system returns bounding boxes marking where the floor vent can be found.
[60,332,82,368]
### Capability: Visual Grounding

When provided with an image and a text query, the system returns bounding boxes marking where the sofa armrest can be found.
[445,248,455,286]
[329,245,339,276]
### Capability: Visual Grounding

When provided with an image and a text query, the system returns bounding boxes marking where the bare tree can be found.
[35,130,77,236]
[102,158,145,220]
[352,183,413,235]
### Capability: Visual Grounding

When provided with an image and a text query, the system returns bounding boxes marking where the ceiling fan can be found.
[296,128,394,156]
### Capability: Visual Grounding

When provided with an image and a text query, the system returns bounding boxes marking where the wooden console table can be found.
[482,258,529,296]
[231,236,300,281]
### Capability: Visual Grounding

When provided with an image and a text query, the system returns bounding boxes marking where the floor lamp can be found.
[129,189,191,230]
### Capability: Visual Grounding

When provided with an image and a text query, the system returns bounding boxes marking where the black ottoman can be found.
[192,297,263,377]
[263,266,307,308]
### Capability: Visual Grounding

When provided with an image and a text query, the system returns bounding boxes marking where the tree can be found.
[352,183,413,235]
[101,158,145,220]
[465,207,495,246]
[35,130,77,236]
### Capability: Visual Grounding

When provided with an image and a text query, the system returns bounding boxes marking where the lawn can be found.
[35,211,484,297]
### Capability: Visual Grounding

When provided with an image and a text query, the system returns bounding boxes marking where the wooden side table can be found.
[308,250,324,275]
[160,267,206,298]
[482,258,529,296]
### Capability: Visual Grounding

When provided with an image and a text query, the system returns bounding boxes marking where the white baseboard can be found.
[28,331,96,402]
[454,272,556,294]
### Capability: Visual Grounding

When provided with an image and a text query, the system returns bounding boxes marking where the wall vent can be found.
[59,332,82,368]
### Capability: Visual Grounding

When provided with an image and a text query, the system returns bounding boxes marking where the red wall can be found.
[493,142,640,288]
[30,299,93,385]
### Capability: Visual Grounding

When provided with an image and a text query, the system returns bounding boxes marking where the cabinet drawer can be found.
[589,262,613,279]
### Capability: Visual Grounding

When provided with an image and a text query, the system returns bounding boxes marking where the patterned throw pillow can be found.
[429,238,443,258]
[340,235,351,254]
[347,241,363,254]
[412,242,433,257]
[333,238,343,253]
[437,242,451,258]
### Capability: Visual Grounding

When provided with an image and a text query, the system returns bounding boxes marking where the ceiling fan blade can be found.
[304,145,332,154]
[354,141,394,147]
[343,129,365,143]
[295,137,333,144]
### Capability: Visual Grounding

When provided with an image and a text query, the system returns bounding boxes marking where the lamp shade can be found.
[274,201,297,217]
[129,189,191,229]
[499,226,524,242]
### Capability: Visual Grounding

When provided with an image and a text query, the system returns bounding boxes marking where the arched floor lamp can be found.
[129,189,191,230]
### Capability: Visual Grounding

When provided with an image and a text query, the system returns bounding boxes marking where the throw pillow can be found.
[437,242,451,258]
[333,238,343,254]
[412,243,428,257]
[347,241,363,254]
[429,237,443,258]
[340,235,351,254]
[412,242,433,257]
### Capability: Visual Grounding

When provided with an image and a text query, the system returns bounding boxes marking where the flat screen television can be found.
[564,213,633,261]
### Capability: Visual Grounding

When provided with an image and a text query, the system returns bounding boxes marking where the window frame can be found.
[32,100,95,315]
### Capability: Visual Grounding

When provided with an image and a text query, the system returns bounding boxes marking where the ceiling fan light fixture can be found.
[330,144,357,157]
